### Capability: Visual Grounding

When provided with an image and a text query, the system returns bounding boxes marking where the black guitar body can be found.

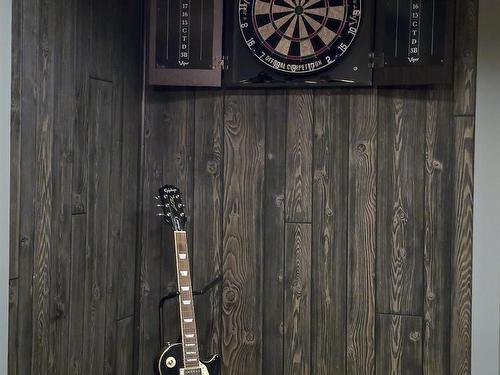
[155,343,221,375]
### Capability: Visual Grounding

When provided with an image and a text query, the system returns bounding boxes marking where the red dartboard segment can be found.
[239,0,361,74]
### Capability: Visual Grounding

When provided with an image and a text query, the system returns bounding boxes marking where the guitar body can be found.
[155,343,220,375]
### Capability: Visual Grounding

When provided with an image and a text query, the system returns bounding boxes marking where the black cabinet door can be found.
[148,0,223,87]
[373,0,455,86]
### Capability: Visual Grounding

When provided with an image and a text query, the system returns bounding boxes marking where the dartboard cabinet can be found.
[148,0,455,87]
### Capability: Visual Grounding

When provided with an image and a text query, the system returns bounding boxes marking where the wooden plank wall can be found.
[9,0,477,373]
[137,1,477,374]
[8,0,142,374]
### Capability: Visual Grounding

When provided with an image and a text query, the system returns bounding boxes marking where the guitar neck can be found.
[173,231,200,368]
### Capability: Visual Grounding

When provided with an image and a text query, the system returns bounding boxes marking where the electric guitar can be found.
[154,185,221,375]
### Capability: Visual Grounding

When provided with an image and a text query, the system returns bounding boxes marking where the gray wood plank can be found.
[284,223,312,375]
[454,0,478,116]
[68,214,87,375]
[116,317,135,375]
[377,89,426,315]
[222,90,265,375]
[31,0,57,372]
[8,279,18,375]
[423,88,453,375]
[137,89,166,375]
[15,0,40,368]
[347,89,377,375]
[262,90,287,375]
[67,8,91,374]
[9,0,22,280]
[450,117,474,375]
[285,90,314,223]
[82,79,113,375]
[89,0,115,81]
[116,0,142,321]
[71,0,92,216]
[48,0,77,372]
[103,1,128,371]
[376,314,423,374]
[311,89,349,375]
[193,90,224,358]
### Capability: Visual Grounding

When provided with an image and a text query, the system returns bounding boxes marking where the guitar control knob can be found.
[166,357,176,368]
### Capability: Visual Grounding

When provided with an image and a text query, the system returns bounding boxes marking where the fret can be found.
[174,231,200,368]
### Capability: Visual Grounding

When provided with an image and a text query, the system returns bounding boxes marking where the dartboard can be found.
[238,0,362,74]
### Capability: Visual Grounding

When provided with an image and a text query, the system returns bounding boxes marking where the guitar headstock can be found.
[157,185,187,231]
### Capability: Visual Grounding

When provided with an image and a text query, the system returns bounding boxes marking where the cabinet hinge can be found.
[220,56,229,71]
[369,52,385,68]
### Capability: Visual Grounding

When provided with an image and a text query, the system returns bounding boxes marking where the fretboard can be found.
[174,231,200,368]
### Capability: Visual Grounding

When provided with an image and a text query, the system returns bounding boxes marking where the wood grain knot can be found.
[9,286,15,305]
[175,151,184,165]
[426,291,435,301]
[275,194,284,208]
[246,332,256,343]
[409,331,421,342]
[206,160,218,175]
[53,297,66,320]
[356,143,367,154]
[432,160,443,170]
[153,165,161,179]
[92,283,101,300]
[325,207,333,217]
[140,280,150,297]
[223,287,237,304]
[72,199,85,214]
[395,206,408,223]
[20,236,30,250]
[63,150,73,162]
[314,169,326,181]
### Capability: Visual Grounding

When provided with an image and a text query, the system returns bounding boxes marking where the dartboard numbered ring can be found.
[238,0,362,74]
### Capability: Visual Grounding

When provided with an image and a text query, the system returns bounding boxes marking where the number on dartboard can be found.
[238,0,362,74]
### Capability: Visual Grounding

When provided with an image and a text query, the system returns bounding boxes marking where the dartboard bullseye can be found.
[239,0,361,74]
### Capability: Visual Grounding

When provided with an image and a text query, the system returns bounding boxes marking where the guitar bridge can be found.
[179,368,202,375]
[180,363,210,375]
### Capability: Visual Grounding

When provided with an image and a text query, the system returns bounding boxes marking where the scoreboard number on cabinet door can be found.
[238,0,362,75]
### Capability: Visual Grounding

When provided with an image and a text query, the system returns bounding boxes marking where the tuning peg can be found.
[156,204,164,207]
[154,195,160,200]
[156,213,165,217]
